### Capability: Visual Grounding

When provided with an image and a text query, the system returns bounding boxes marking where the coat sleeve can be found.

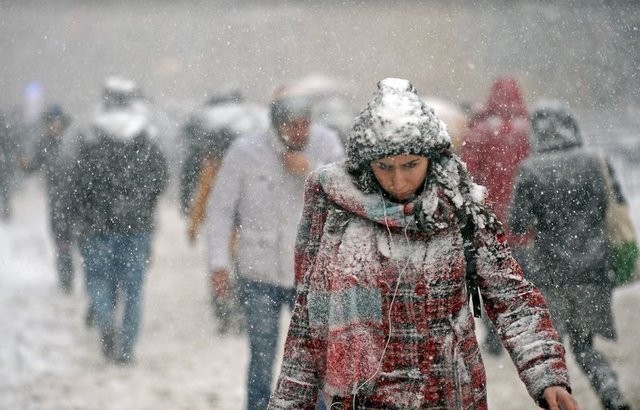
[269,171,328,409]
[188,157,221,238]
[206,142,245,272]
[475,229,570,408]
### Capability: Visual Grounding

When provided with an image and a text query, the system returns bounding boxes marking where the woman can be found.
[268,79,577,409]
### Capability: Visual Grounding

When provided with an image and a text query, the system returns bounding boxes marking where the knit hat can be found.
[346,78,451,172]
[42,104,70,126]
[345,78,451,194]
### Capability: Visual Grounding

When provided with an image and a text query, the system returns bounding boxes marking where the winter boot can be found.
[100,329,116,361]
[85,305,96,328]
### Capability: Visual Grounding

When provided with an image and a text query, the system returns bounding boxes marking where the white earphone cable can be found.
[348,193,412,408]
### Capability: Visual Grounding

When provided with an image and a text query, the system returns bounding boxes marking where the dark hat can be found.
[345,78,450,172]
[530,101,582,153]
[42,104,70,125]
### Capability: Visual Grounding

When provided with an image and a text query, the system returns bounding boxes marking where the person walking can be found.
[20,104,77,292]
[461,76,532,356]
[0,110,18,220]
[268,79,578,410]
[187,100,268,334]
[205,92,343,409]
[71,77,168,365]
[509,102,631,410]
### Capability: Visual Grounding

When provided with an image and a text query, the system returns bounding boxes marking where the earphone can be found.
[336,192,412,409]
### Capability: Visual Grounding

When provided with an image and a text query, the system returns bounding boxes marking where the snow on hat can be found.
[346,78,451,172]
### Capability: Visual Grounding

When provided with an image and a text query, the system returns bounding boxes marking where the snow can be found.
[2,175,639,409]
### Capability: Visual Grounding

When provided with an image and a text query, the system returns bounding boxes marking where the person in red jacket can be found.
[268,78,577,410]
[462,76,532,356]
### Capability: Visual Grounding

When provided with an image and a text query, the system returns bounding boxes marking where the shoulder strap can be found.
[460,217,482,318]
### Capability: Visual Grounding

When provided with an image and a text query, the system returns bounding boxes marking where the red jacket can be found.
[462,77,531,246]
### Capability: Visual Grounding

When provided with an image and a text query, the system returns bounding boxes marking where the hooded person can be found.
[71,85,168,365]
[268,78,577,410]
[461,76,533,357]
[509,102,631,410]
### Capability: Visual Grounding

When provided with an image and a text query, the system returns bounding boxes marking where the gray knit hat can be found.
[346,78,451,172]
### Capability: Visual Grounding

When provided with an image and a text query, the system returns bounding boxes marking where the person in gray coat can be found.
[206,93,344,409]
[509,102,631,410]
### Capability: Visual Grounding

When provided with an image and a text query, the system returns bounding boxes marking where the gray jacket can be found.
[206,124,344,288]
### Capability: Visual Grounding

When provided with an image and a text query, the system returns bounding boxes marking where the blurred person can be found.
[0,111,18,220]
[187,100,269,334]
[461,76,532,357]
[509,102,631,410]
[71,77,168,365]
[268,78,577,410]
[20,104,78,292]
[205,91,343,409]
[179,90,244,216]
[422,97,468,154]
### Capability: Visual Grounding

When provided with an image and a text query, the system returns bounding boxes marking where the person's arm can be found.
[188,156,221,242]
[206,143,244,285]
[269,171,329,409]
[474,228,572,408]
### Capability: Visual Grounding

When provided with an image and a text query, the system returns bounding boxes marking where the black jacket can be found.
[72,131,168,235]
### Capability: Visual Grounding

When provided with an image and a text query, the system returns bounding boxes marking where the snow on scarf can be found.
[299,159,498,398]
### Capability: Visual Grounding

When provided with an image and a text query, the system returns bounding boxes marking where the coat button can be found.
[414,281,427,296]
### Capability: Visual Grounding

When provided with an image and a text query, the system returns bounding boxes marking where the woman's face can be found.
[371,154,429,201]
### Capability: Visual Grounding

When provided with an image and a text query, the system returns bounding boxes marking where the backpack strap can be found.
[460,216,482,318]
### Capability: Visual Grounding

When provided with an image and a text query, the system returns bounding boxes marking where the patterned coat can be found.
[269,162,570,409]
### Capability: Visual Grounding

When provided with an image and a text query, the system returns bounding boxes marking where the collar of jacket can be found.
[318,163,458,234]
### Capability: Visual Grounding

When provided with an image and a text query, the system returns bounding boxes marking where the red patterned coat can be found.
[269,162,569,409]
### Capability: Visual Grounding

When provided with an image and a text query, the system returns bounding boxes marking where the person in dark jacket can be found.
[72,82,168,365]
[20,104,77,292]
[0,111,18,220]
[509,102,631,410]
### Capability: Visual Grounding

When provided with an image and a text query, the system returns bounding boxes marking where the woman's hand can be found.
[543,386,579,410]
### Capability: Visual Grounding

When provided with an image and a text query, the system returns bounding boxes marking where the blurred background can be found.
[2,0,639,115]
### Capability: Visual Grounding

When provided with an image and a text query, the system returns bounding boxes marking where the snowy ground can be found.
[1,177,639,410]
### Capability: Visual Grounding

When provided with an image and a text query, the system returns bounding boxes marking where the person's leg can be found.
[481,315,503,357]
[51,210,74,293]
[115,232,151,364]
[238,278,283,410]
[82,234,118,358]
[567,324,629,409]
